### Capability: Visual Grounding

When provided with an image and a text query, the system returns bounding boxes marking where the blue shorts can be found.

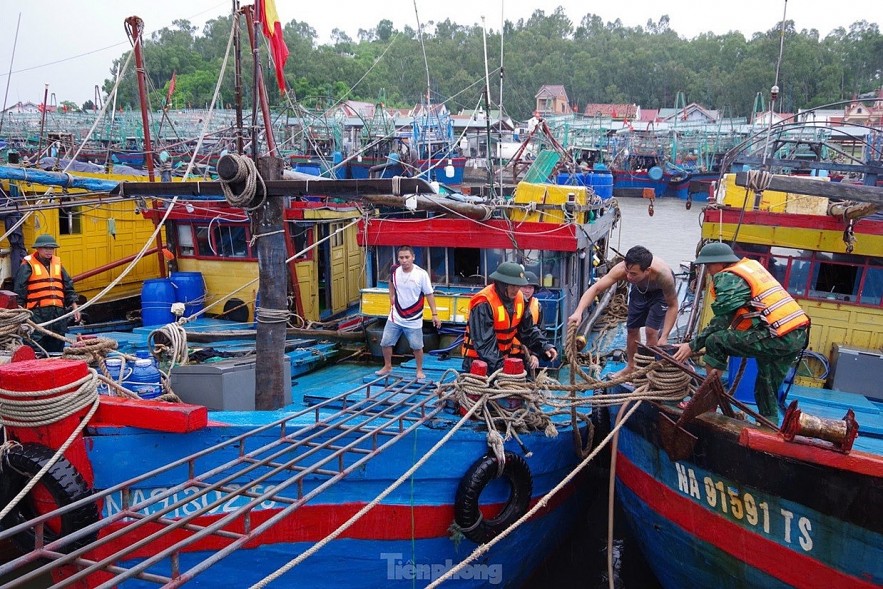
[626,286,668,331]
[380,321,424,350]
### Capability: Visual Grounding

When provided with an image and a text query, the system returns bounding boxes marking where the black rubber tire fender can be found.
[1,442,99,553]
[454,451,532,544]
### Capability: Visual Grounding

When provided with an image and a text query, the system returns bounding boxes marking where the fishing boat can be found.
[605,128,883,587]
[0,152,625,586]
[0,163,166,323]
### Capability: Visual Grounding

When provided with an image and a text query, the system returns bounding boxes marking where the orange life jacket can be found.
[511,297,541,357]
[710,258,809,337]
[462,285,525,359]
[23,253,65,309]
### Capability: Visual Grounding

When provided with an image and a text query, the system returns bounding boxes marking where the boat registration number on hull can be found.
[103,485,282,518]
[675,462,814,552]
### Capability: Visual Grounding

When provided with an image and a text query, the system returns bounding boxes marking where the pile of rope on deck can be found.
[440,301,693,462]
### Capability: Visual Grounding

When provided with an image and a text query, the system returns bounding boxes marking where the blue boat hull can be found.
[611,402,883,588]
[73,362,591,587]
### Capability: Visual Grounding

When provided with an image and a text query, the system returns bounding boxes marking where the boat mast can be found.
[242,4,278,157]
[36,84,49,160]
[482,17,494,190]
[0,12,21,137]
[232,0,245,155]
[125,16,156,182]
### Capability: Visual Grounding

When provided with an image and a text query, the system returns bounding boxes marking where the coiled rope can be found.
[0,307,31,351]
[148,322,189,369]
[62,336,119,364]
[218,153,266,210]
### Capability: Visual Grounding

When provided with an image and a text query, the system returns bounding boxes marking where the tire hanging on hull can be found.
[454,451,532,544]
[0,443,99,553]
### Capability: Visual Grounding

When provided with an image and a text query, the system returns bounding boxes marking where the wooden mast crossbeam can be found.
[734,172,883,207]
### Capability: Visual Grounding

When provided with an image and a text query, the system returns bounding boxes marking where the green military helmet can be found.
[489,261,528,286]
[33,234,60,249]
[523,270,540,287]
[694,241,739,265]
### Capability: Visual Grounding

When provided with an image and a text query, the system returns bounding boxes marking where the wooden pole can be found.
[734,173,883,207]
[125,16,155,182]
[254,155,287,410]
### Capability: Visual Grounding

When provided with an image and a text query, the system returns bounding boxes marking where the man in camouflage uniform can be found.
[674,242,809,420]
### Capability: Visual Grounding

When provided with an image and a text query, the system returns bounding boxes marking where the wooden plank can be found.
[734,172,883,206]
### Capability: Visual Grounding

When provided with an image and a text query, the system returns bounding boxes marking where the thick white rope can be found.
[0,370,99,427]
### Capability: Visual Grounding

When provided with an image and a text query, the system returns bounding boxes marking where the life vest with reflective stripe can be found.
[23,254,65,309]
[390,264,425,320]
[511,297,541,357]
[710,258,809,337]
[462,285,525,359]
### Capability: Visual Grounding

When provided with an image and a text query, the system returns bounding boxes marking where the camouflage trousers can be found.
[702,326,808,420]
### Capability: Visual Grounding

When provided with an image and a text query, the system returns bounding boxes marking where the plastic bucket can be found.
[170,272,206,318]
[141,278,175,326]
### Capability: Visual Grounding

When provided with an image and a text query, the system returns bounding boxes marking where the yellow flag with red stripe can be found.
[259,0,289,93]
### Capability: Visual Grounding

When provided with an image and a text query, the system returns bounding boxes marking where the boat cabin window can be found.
[810,253,861,302]
[289,224,313,260]
[453,248,483,285]
[176,223,254,259]
[57,201,81,235]
[212,225,249,258]
[429,247,447,284]
[735,243,882,307]
[863,261,883,306]
[177,225,195,256]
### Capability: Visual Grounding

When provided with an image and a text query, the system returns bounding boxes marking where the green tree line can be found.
[101,8,882,120]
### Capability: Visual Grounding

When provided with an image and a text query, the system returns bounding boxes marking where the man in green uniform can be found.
[673,242,809,420]
[13,234,81,354]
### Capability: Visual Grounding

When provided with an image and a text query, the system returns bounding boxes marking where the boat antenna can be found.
[499,0,505,119]
[232,0,245,154]
[761,0,788,169]
[482,16,495,191]
[0,12,21,137]
[412,0,432,164]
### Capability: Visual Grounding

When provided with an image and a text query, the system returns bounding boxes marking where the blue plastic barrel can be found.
[588,171,614,199]
[648,166,664,181]
[727,356,758,403]
[170,271,206,318]
[125,352,163,400]
[141,278,175,326]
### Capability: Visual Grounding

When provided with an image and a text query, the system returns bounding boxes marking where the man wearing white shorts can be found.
[376,245,441,381]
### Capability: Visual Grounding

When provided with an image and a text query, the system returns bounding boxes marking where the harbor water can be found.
[525,195,703,588]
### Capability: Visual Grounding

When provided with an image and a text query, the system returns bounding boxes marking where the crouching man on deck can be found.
[673,242,809,421]
[462,262,557,374]
[568,245,678,379]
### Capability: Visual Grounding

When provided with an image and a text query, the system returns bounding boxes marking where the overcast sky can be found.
[0,0,876,105]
